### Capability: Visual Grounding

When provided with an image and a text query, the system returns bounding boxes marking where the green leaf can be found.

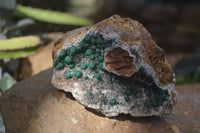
[0,36,41,50]
[0,47,39,59]
[14,5,93,26]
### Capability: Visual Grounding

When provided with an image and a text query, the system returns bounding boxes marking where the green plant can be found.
[14,5,93,26]
[0,36,40,59]
[176,66,200,84]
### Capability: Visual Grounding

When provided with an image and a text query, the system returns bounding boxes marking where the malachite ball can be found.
[69,70,82,78]
[69,46,77,55]
[55,62,64,70]
[89,54,96,60]
[88,62,96,70]
[65,72,72,79]
[98,63,104,70]
[91,45,96,50]
[153,102,159,107]
[84,75,88,79]
[86,49,94,56]
[79,41,84,48]
[59,49,67,59]
[94,73,101,80]
[95,37,102,45]
[83,43,89,49]
[90,38,96,45]
[124,96,130,102]
[68,64,74,69]
[53,58,60,67]
[76,45,82,51]
[125,89,132,95]
[64,56,73,64]
[109,98,117,105]
[83,34,91,42]
[74,70,82,78]
[98,56,104,62]
[81,63,87,70]
[95,48,101,53]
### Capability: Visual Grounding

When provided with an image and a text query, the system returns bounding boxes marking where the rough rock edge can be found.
[52,15,177,117]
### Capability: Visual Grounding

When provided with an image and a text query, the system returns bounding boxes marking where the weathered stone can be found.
[0,69,199,133]
[52,15,176,117]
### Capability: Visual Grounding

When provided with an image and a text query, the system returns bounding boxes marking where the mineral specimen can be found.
[52,15,177,117]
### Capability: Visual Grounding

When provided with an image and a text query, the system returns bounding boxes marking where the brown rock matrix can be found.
[0,69,199,133]
[52,15,177,117]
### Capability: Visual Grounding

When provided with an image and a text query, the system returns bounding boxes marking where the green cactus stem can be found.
[14,5,93,26]
[0,36,41,51]
[0,47,39,59]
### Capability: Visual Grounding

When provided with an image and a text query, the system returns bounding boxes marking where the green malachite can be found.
[68,64,74,69]
[109,98,117,105]
[124,96,130,102]
[86,49,94,56]
[83,43,89,48]
[125,89,131,95]
[66,70,82,79]
[58,49,67,59]
[64,56,73,64]
[89,54,96,60]
[97,56,104,62]
[84,76,88,79]
[53,33,171,109]
[69,46,77,55]
[91,45,96,50]
[98,63,104,70]
[88,62,96,70]
[95,48,101,53]
[56,62,64,70]
[153,102,158,107]
[81,63,87,70]
[94,73,101,80]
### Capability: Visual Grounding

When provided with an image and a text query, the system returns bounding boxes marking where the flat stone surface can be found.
[0,68,199,133]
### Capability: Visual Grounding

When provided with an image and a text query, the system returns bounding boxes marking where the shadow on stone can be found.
[85,107,106,117]
[64,91,76,101]
[85,106,163,123]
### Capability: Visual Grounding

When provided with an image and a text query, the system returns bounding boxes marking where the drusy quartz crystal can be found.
[52,15,177,117]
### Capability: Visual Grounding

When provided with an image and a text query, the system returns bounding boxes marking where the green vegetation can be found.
[0,47,39,59]
[176,66,200,84]
[0,36,40,50]
[0,36,40,59]
[15,5,93,26]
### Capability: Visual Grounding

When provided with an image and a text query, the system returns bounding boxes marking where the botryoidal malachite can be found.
[52,15,177,117]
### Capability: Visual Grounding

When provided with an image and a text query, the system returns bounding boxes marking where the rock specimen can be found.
[52,15,177,117]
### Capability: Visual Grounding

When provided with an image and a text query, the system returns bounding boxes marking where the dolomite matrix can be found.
[52,15,177,117]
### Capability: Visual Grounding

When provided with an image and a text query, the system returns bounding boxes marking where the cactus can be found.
[0,36,41,59]
[14,5,93,26]
[0,36,40,50]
